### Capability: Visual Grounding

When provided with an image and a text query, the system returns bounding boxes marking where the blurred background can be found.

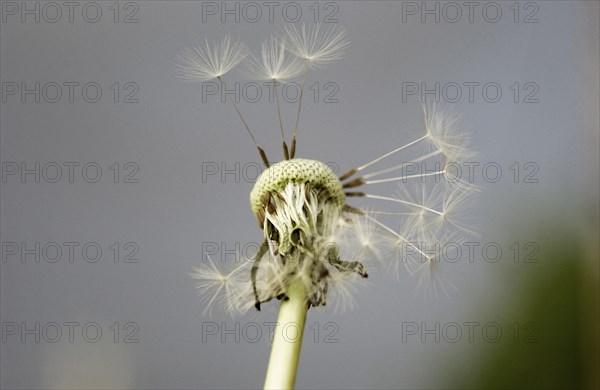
[1,1,598,389]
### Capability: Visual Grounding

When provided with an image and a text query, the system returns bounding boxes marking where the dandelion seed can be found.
[245,36,305,159]
[281,23,350,68]
[176,36,273,166]
[176,36,248,81]
[246,36,305,81]
[423,103,475,164]
[348,212,389,264]
[190,255,249,316]
[279,23,350,158]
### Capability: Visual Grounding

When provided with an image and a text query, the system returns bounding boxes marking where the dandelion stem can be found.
[264,277,308,390]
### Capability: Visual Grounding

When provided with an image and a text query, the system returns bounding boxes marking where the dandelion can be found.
[179,23,477,389]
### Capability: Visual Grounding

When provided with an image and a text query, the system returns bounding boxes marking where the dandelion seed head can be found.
[250,159,345,220]
[181,25,478,315]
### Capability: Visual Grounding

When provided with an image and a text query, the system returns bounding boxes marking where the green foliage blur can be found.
[455,219,599,390]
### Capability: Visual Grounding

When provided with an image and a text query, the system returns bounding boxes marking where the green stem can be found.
[264,278,308,390]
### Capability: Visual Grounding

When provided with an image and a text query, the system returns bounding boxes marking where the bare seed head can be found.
[184,25,478,314]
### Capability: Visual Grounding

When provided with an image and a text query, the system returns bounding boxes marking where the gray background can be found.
[1,1,598,389]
